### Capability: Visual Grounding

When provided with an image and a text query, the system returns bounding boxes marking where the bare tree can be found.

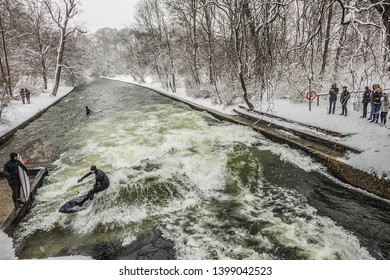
[166,0,202,85]
[44,0,85,96]
[116,28,153,83]
[335,0,390,69]
[24,0,56,90]
[209,0,255,110]
[320,1,334,76]
[108,0,389,106]
[135,0,177,92]
[0,5,12,96]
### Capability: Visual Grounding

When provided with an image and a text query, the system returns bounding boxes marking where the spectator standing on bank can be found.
[25,88,31,104]
[370,84,383,123]
[367,90,375,121]
[380,91,389,126]
[3,152,28,208]
[20,88,26,104]
[328,83,339,114]
[339,86,350,116]
[361,86,371,118]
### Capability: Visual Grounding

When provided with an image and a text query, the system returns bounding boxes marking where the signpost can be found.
[306,89,317,111]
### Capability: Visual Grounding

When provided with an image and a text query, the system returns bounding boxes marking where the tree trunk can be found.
[384,20,390,68]
[45,0,81,96]
[243,1,262,76]
[0,55,6,92]
[191,0,200,85]
[235,20,254,111]
[52,29,66,97]
[36,28,49,90]
[320,3,333,75]
[41,56,48,90]
[370,0,390,65]
[167,38,176,93]
[334,25,347,77]
[202,2,222,104]
[203,3,214,85]
[0,13,12,97]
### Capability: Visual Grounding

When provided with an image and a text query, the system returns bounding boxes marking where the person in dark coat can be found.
[25,88,31,104]
[339,86,350,116]
[3,152,28,208]
[20,88,26,104]
[361,86,371,118]
[85,106,93,115]
[328,83,339,114]
[75,166,110,206]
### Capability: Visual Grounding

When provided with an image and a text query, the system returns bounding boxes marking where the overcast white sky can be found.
[78,0,138,33]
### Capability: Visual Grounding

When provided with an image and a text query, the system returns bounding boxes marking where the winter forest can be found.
[1,0,390,114]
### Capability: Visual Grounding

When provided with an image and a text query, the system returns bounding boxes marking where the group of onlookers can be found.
[20,88,31,104]
[328,83,389,126]
[327,83,351,116]
[362,84,389,125]
[1,88,32,108]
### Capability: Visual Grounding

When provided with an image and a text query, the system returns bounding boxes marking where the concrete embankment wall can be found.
[132,82,390,201]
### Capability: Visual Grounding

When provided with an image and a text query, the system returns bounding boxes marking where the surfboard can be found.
[17,158,30,202]
[59,195,93,213]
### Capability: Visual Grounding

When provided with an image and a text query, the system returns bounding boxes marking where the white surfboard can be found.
[17,158,31,202]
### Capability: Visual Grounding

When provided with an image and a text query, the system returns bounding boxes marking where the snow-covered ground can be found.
[0,86,74,136]
[112,75,390,179]
[0,231,17,259]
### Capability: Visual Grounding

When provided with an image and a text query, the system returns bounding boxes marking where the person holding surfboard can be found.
[85,106,103,115]
[3,152,28,208]
[74,166,110,206]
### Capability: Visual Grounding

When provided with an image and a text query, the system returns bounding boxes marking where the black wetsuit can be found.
[78,169,110,205]
[86,107,93,115]
[4,159,28,206]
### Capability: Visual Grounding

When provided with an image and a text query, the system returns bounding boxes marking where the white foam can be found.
[161,183,373,260]
[0,231,17,259]
[11,97,377,259]
[255,140,325,172]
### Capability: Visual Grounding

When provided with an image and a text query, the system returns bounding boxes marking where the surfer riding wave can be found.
[75,166,110,206]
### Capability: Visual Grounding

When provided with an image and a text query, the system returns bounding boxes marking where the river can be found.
[1,79,389,260]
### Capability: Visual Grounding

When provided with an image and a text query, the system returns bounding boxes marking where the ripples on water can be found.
[3,80,389,259]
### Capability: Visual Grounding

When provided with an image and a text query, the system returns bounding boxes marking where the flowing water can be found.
[1,79,389,260]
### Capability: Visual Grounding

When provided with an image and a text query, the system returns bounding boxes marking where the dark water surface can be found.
[1,79,389,259]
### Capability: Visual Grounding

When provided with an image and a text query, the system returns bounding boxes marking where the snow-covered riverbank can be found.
[0,86,74,137]
[111,76,390,179]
